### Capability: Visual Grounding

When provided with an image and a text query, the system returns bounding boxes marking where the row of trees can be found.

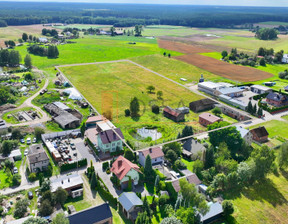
[42,28,58,37]
[246,101,263,117]
[0,49,21,67]
[27,45,59,58]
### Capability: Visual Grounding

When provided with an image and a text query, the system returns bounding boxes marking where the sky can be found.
[0,0,288,7]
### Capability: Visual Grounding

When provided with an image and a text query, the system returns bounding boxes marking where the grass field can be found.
[250,120,288,139]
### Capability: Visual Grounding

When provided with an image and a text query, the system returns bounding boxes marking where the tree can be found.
[143,196,151,217]
[124,149,134,161]
[158,194,170,209]
[29,35,33,41]
[40,179,51,192]
[155,175,160,188]
[221,50,228,58]
[204,146,215,169]
[24,217,50,224]
[152,105,159,114]
[24,54,32,69]
[130,97,140,117]
[14,198,29,218]
[160,216,183,224]
[52,213,69,224]
[247,100,253,113]
[193,160,204,178]
[54,187,68,206]
[144,155,153,176]
[147,85,155,93]
[168,53,171,58]
[212,107,222,116]
[252,104,257,115]
[135,212,151,224]
[48,46,59,58]
[176,207,195,224]
[163,142,182,156]
[124,109,130,116]
[134,25,143,36]
[237,161,255,185]
[163,52,166,56]
[110,26,115,36]
[34,127,45,141]
[165,150,178,164]
[11,128,22,139]
[181,126,193,138]
[157,91,163,99]
[257,107,263,117]
[8,50,21,66]
[278,142,288,169]
[222,200,234,217]
[127,176,132,191]
[39,199,53,216]
[256,28,278,40]
[12,174,21,186]
[1,140,16,155]
[90,171,97,190]
[259,58,266,66]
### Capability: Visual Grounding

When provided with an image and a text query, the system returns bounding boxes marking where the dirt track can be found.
[158,39,273,82]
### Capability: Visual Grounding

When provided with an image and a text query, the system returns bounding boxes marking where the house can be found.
[39,37,48,43]
[250,126,269,143]
[218,94,248,110]
[235,126,253,145]
[182,138,206,160]
[96,119,116,132]
[198,184,208,195]
[217,105,251,121]
[138,147,164,167]
[284,86,288,92]
[214,87,244,97]
[199,113,222,127]
[250,85,272,94]
[200,202,223,224]
[51,174,83,198]
[163,106,185,122]
[0,120,8,132]
[170,173,202,193]
[27,144,50,172]
[68,203,112,224]
[176,107,190,114]
[98,128,124,153]
[266,92,288,107]
[118,192,143,221]
[282,54,288,63]
[85,115,104,128]
[198,81,233,95]
[189,98,216,113]
[111,156,141,188]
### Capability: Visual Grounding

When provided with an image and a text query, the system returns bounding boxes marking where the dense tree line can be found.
[255,28,278,40]
[0,49,21,66]
[1,3,288,28]
[42,28,58,37]
[27,45,59,58]
[0,19,7,27]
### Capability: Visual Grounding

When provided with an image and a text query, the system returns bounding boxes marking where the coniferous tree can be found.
[247,101,253,113]
[130,97,140,117]
[143,196,151,217]
[252,104,257,115]
[24,54,32,69]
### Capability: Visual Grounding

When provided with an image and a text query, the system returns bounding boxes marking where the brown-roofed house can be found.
[138,147,164,167]
[97,128,124,153]
[163,106,185,122]
[170,173,202,193]
[111,156,141,189]
[189,98,216,112]
[27,144,50,173]
[199,112,222,127]
[250,126,269,143]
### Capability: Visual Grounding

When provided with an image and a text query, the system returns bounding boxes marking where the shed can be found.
[189,98,216,112]
[118,192,143,220]
[200,202,223,224]
[9,149,22,161]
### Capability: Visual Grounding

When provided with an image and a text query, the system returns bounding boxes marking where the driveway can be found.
[72,138,98,164]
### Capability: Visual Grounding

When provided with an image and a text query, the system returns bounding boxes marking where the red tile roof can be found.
[86,115,104,124]
[199,112,221,123]
[170,174,202,193]
[111,156,141,181]
[140,147,164,159]
[163,106,180,117]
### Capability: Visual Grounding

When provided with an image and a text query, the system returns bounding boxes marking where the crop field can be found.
[158,39,273,82]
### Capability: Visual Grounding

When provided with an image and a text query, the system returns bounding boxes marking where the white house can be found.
[236,125,253,145]
[282,54,288,63]
[27,144,50,172]
[138,147,164,167]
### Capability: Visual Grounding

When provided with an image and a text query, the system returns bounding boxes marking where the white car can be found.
[24,149,28,156]
[26,138,31,145]
[33,138,37,143]
[13,167,18,174]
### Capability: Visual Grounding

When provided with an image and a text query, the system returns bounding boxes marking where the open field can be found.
[250,120,288,140]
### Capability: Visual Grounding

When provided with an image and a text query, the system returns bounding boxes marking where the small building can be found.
[163,106,185,122]
[138,147,164,167]
[27,144,50,172]
[9,149,22,161]
[199,113,222,127]
[198,184,208,195]
[170,173,202,193]
[0,120,8,132]
[118,192,143,221]
[266,92,288,107]
[284,86,288,92]
[54,113,81,129]
[68,203,112,224]
[218,94,248,110]
[51,174,83,198]
[250,85,272,94]
[217,105,251,121]
[250,126,269,143]
[176,107,190,114]
[39,37,48,43]
[97,128,124,153]
[198,81,233,95]
[189,98,216,113]
[235,126,253,145]
[111,156,141,188]
[282,54,288,63]
[85,115,104,128]
[182,138,206,160]
[200,202,223,224]
[96,119,116,132]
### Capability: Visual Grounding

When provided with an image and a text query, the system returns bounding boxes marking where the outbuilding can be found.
[199,113,222,127]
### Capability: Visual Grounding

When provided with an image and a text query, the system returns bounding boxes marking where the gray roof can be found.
[251,85,271,91]
[9,149,22,158]
[99,128,124,144]
[183,138,206,154]
[118,192,143,212]
[7,216,32,224]
[235,126,249,138]
[217,87,243,95]
[200,202,223,222]
[266,92,288,103]
[53,101,70,111]
[0,120,7,129]
[28,144,49,164]
[51,173,83,192]
[54,112,80,127]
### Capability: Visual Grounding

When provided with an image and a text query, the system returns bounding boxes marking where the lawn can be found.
[181,158,194,172]
[59,61,206,148]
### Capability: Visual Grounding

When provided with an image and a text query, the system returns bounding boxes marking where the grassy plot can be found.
[2,107,37,124]
[249,120,288,139]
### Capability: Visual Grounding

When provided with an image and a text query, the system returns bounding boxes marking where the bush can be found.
[86,138,98,155]
[110,150,124,157]
[106,169,111,174]
[39,199,53,216]
[28,172,37,181]
[102,162,109,171]
[125,109,131,116]
[159,181,166,190]
[174,160,187,170]
[14,198,29,218]
[222,200,234,216]
[12,174,21,186]
[152,105,160,114]
[158,194,170,209]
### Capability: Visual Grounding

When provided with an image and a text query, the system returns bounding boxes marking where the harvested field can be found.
[158,39,273,82]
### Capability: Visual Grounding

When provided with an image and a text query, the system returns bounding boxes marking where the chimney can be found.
[118,160,122,167]
[68,178,70,182]
[61,180,63,184]
[149,148,152,153]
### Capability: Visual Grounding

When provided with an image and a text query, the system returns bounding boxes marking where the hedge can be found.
[165,182,177,202]
[110,150,124,157]
[102,161,109,171]
[96,175,117,206]
[253,92,269,100]
[60,158,87,172]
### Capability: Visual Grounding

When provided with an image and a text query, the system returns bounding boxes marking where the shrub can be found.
[60,158,87,172]
[28,172,37,181]
[125,109,131,116]
[14,198,29,218]
[222,200,234,216]
[152,105,160,114]
[102,162,109,171]
[106,169,111,174]
[39,199,53,216]
[12,174,21,186]
[158,194,170,209]
[174,160,187,170]
[110,150,124,157]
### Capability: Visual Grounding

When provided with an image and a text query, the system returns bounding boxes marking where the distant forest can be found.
[1,2,288,28]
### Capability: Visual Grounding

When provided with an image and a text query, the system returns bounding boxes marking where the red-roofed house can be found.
[85,115,104,128]
[138,147,164,167]
[199,112,222,127]
[111,156,141,189]
[163,106,185,122]
[169,173,202,193]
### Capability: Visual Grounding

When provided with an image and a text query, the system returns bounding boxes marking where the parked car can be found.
[13,167,18,174]
[24,149,28,156]
[20,139,25,144]
[33,137,37,143]
[26,138,31,145]
[28,191,33,200]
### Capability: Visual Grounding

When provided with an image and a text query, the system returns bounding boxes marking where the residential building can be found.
[111,156,141,188]
[169,173,202,193]
[217,105,251,121]
[51,174,83,198]
[235,126,253,145]
[176,107,190,114]
[39,37,48,43]
[85,115,104,128]
[96,119,116,132]
[214,87,244,97]
[200,202,223,224]
[199,113,222,127]
[250,85,272,94]
[182,138,206,160]
[118,192,143,221]
[68,203,112,224]
[218,94,247,110]
[27,144,50,172]
[163,106,185,122]
[266,92,288,107]
[282,54,288,63]
[198,81,233,95]
[97,128,124,153]
[250,126,269,143]
[138,147,164,167]
[189,98,216,112]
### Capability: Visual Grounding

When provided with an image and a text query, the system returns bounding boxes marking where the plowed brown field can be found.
[158,39,273,82]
